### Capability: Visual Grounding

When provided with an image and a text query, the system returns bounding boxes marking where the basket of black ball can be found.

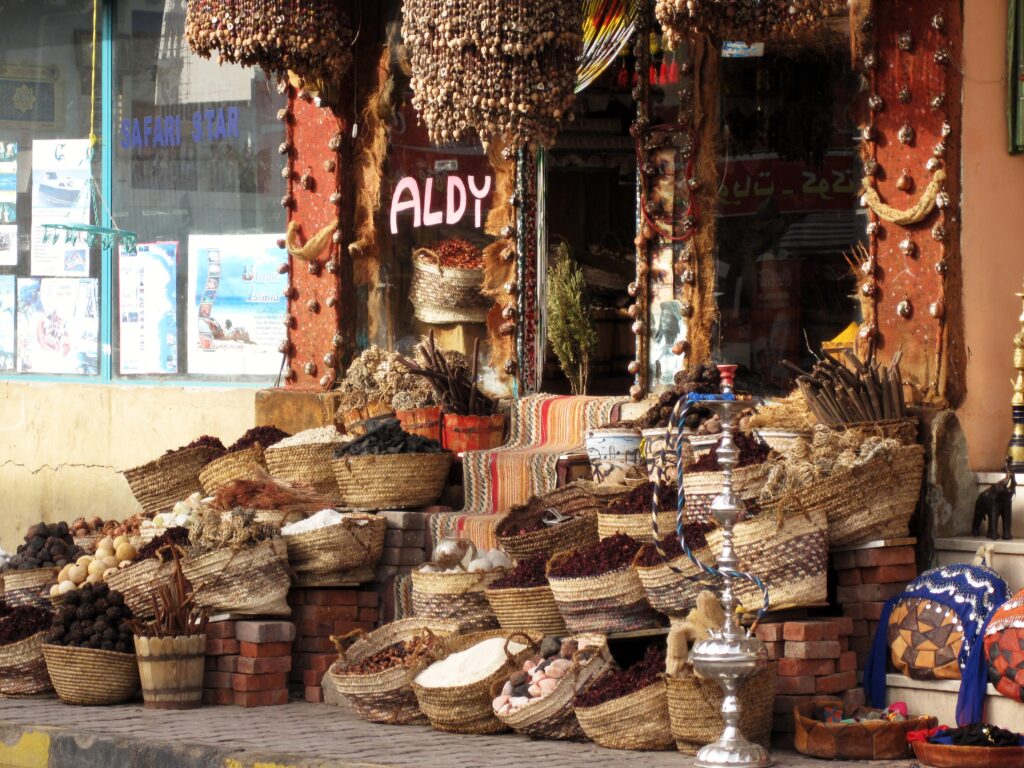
[0,521,84,609]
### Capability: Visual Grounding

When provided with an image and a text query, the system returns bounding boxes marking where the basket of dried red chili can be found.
[632,527,715,618]
[410,242,490,324]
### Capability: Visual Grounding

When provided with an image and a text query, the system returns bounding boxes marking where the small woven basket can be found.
[333,452,451,510]
[328,618,461,725]
[42,644,139,705]
[546,553,661,634]
[123,445,225,515]
[597,509,677,543]
[411,568,503,631]
[199,444,266,496]
[265,441,344,498]
[794,696,936,760]
[0,631,53,696]
[575,678,674,750]
[755,429,812,453]
[183,538,291,616]
[283,514,386,576]
[633,546,715,618]
[409,248,490,324]
[104,557,177,619]
[0,568,58,609]
[683,463,769,525]
[485,584,567,636]
[411,630,543,734]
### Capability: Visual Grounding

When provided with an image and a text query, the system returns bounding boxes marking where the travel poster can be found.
[30,139,91,276]
[119,242,178,374]
[16,277,98,374]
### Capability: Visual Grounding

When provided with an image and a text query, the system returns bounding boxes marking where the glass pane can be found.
[112,0,285,379]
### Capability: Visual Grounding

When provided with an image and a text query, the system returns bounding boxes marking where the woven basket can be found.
[485,584,567,636]
[0,568,58,609]
[494,634,615,740]
[495,483,603,560]
[666,663,775,755]
[683,463,769,525]
[42,644,139,705]
[794,697,936,760]
[411,629,543,734]
[633,546,716,618]
[182,539,291,616]
[199,445,266,496]
[328,618,461,725]
[761,443,924,548]
[104,558,177,619]
[73,533,102,554]
[411,568,503,631]
[333,452,451,510]
[575,679,674,750]
[409,248,490,324]
[547,553,661,634]
[598,509,678,543]
[265,441,344,498]
[123,445,225,515]
[0,631,52,696]
[755,429,812,453]
[838,418,919,445]
[283,514,386,575]
[295,565,376,587]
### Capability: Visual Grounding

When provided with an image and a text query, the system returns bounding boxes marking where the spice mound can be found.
[489,556,549,590]
[415,636,529,688]
[172,435,226,453]
[227,426,290,453]
[492,638,589,716]
[606,482,677,516]
[335,418,443,457]
[281,509,373,537]
[2,521,85,572]
[635,526,714,567]
[575,643,665,708]
[548,533,643,579]
[346,632,443,676]
[0,604,52,645]
[689,431,770,472]
[428,238,483,270]
[47,584,135,653]
[273,426,350,449]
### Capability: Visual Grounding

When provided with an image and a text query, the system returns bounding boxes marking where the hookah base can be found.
[695,737,772,768]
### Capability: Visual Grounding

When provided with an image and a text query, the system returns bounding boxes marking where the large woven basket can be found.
[794,697,936,760]
[485,584,567,636]
[666,663,775,755]
[283,514,386,576]
[411,629,543,734]
[495,483,604,559]
[0,631,52,696]
[104,558,177,619]
[683,463,769,525]
[124,445,225,515]
[409,248,490,324]
[494,634,615,740]
[328,618,461,725]
[633,546,715,618]
[0,568,58,609]
[575,678,674,750]
[198,444,266,495]
[332,453,451,510]
[598,509,677,543]
[42,644,139,705]
[411,568,503,631]
[183,538,291,616]
[265,442,343,498]
[547,553,661,634]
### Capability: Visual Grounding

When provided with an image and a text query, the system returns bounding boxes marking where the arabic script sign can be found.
[718,153,858,215]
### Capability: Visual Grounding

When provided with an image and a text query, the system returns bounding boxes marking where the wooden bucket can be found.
[396,406,443,443]
[134,634,207,710]
[443,413,505,453]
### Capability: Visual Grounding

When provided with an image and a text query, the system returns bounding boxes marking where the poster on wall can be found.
[30,139,91,276]
[16,277,98,375]
[0,275,14,371]
[0,141,17,267]
[186,234,287,376]
[119,242,178,375]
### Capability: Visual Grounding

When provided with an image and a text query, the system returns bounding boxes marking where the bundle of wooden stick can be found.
[127,549,208,638]
[784,349,906,426]
[398,331,497,416]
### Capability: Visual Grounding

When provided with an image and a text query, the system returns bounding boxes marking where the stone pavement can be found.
[0,698,918,768]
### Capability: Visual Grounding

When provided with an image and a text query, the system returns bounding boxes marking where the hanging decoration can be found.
[185,0,354,85]
[655,0,846,45]
[577,0,639,93]
[401,0,584,151]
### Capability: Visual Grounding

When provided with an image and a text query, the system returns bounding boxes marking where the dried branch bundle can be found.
[785,348,906,427]
[398,331,497,417]
[127,549,208,639]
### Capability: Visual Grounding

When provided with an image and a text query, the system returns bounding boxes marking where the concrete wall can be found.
[958,0,1024,471]
[0,381,254,554]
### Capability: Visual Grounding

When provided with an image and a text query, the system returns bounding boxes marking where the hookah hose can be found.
[649,393,771,627]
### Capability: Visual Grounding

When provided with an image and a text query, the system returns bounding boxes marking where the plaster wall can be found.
[0,382,254,554]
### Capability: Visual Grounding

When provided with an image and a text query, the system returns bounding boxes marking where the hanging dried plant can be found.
[401,0,584,152]
[656,0,847,46]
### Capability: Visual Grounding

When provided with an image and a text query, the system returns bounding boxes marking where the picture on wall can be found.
[30,139,91,276]
[119,242,178,375]
[16,277,98,375]
[0,275,14,371]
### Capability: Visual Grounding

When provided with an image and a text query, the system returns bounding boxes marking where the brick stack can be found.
[288,587,379,702]
[831,543,917,670]
[203,620,294,707]
[374,510,435,623]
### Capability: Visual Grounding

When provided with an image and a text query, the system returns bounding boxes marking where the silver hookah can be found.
[689,365,771,768]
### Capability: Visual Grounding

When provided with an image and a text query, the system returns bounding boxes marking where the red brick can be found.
[356,591,379,608]
[773,693,818,715]
[784,640,841,660]
[203,688,235,706]
[823,617,854,636]
[206,639,240,656]
[849,635,874,655]
[234,689,289,707]
[839,636,850,652]
[843,603,865,620]
[304,685,324,703]
[287,589,305,607]
[304,590,358,607]
[775,675,816,695]
[308,653,336,676]
[236,655,292,675]
[777,658,836,677]
[288,668,304,684]
[862,602,887,621]
[236,621,296,644]
[831,551,857,570]
[207,620,236,639]
[853,546,915,568]
[764,641,783,660]
[357,607,378,623]
[754,623,785,643]
[217,655,239,673]
[859,564,917,585]
[816,670,858,694]
[300,636,336,653]
[240,641,292,658]
[205,657,219,672]
[849,619,869,637]
[836,583,905,603]
[295,605,358,624]
[841,687,866,709]
[295,621,333,638]
[302,668,324,687]
[837,568,862,586]
[784,621,839,642]
[204,671,234,689]
[837,651,857,673]
[232,672,288,692]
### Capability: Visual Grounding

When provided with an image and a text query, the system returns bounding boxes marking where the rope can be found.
[860,169,947,226]
[285,220,337,262]
[88,0,99,153]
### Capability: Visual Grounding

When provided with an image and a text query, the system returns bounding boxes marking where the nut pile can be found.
[1,523,84,572]
[345,632,443,675]
[635,526,713,567]
[185,0,354,83]
[402,0,583,151]
[548,533,643,579]
[689,431,770,472]
[335,419,444,456]
[634,363,721,430]
[655,0,845,47]
[50,535,138,597]
[575,643,665,708]
[0,604,52,645]
[492,638,586,715]
[489,555,549,590]
[47,584,135,653]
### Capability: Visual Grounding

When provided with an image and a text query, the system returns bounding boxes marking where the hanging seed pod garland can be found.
[402,0,584,151]
[185,0,354,84]
[655,0,846,46]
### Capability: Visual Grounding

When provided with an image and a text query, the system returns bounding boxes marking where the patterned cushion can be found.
[983,588,1024,702]
[888,598,964,680]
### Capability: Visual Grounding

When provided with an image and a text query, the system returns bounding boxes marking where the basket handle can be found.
[414,247,443,276]
[330,629,366,660]
[503,631,539,660]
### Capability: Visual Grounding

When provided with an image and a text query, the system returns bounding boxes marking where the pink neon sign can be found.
[389,175,493,234]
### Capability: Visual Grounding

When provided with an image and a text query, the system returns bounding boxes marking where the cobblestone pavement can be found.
[0,698,917,768]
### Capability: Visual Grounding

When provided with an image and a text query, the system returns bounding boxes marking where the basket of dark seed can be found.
[42,583,140,705]
[485,556,566,636]
[0,522,84,609]
[597,482,680,544]
[0,603,54,696]
[332,419,451,510]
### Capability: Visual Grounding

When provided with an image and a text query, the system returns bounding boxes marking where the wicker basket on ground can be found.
[574,678,674,750]
[485,584,566,636]
[411,629,543,734]
[283,514,386,576]
[332,453,451,510]
[0,632,52,696]
[327,618,461,725]
[42,644,139,705]
[182,538,291,616]
[0,568,58,609]
[411,568,503,631]
[198,444,266,496]
[546,552,661,634]
[794,697,936,760]
[123,445,225,515]
[682,463,769,526]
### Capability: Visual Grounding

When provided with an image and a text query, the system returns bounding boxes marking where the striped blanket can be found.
[428,394,624,549]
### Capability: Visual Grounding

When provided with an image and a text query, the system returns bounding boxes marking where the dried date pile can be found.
[47,584,134,653]
[635,526,714,567]
[548,533,642,579]
[227,426,290,454]
[634,363,722,430]
[689,431,770,472]
[575,643,665,708]
[0,604,52,645]
[489,556,549,590]
[345,632,442,675]
[606,482,678,516]
[335,419,444,457]
[176,435,226,453]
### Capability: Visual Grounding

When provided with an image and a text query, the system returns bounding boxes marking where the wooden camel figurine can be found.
[971,457,1017,541]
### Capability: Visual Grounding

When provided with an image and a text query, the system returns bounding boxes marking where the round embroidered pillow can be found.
[887,598,964,681]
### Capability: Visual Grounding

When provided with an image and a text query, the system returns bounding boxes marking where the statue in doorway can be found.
[971,457,1017,541]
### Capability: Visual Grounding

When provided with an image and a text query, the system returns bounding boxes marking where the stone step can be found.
[884,673,1022,728]
[934,535,1024,592]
